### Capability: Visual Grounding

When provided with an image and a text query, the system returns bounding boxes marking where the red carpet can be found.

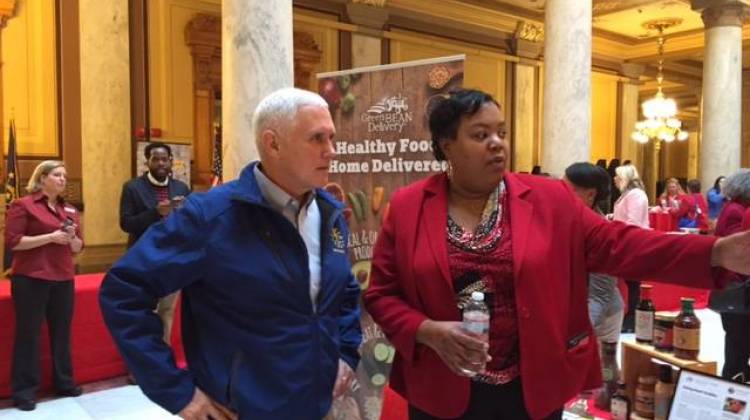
[0,273,185,398]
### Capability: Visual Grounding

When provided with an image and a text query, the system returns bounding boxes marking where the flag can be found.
[210,125,222,187]
[3,119,19,275]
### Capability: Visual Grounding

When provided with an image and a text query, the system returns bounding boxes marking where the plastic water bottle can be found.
[461,291,490,376]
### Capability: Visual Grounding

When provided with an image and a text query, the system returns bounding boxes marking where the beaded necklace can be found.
[447,181,506,253]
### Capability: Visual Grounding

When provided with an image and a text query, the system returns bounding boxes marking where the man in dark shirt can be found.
[119,142,191,345]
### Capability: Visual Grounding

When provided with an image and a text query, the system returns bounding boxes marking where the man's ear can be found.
[261,129,281,157]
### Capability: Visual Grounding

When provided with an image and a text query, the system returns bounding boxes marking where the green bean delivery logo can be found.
[361,94,413,133]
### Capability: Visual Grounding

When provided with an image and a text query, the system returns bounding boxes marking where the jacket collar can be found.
[31,190,65,204]
[231,161,344,210]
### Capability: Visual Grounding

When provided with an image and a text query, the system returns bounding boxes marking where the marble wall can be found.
[79,0,131,245]
[222,0,293,181]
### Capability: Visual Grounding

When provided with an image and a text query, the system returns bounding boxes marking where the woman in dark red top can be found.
[4,160,83,411]
[363,89,750,420]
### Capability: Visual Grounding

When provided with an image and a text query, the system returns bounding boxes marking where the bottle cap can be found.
[680,297,695,303]
[471,291,484,301]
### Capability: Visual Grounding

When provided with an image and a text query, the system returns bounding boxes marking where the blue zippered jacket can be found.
[99,162,362,419]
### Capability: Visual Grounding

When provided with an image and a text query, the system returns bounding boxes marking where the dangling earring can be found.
[445,160,454,179]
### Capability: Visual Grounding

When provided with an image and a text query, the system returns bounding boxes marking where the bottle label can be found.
[463,311,489,337]
[673,326,700,351]
[635,310,654,341]
[611,399,629,420]
[602,367,615,382]
[653,325,673,349]
[635,389,655,415]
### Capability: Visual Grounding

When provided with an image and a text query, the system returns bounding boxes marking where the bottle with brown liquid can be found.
[610,380,631,420]
[635,374,657,418]
[673,297,701,360]
[635,284,655,344]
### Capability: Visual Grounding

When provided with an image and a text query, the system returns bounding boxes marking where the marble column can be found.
[222,0,293,181]
[510,28,543,173]
[693,1,745,191]
[79,0,131,245]
[618,63,645,173]
[541,0,592,177]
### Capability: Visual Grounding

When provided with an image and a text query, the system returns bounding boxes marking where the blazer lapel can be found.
[422,174,452,289]
[505,173,533,282]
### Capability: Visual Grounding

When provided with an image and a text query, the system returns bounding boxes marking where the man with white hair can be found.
[99,88,362,420]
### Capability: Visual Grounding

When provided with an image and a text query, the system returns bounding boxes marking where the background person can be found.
[659,177,685,211]
[119,141,190,347]
[676,179,709,232]
[4,160,84,411]
[564,162,623,347]
[609,164,649,333]
[713,169,750,381]
[707,175,727,226]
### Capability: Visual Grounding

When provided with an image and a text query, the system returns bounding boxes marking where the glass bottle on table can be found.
[635,284,655,344]
[673,297,701,360]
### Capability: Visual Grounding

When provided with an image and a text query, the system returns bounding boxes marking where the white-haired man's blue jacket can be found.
[99,162,362,419]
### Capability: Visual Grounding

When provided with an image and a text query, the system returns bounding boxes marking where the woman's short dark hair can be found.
[428,89,498,161]
[565,162,611,205]
[144,142,172,160]
[712,176,725,192]
[687,178,701,194]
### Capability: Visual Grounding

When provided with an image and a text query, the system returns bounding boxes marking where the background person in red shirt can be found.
[4,160,84,411]
[676,178,710,232]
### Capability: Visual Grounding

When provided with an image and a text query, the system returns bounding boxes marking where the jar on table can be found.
[653,312,676,352]
[635,374,657,418]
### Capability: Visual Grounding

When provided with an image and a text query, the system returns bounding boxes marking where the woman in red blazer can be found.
[675,178,710,231]
[363,89,750,420]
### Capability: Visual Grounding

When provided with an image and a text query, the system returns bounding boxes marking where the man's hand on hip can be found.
[332,359,355,399]
[179,388,237,420]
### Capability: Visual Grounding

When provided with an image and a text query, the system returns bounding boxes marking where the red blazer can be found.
[744,208,750,230]
[364,172,718,419]
[676,193,709,231]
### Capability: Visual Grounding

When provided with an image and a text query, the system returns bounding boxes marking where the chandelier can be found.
[631,19,689,144]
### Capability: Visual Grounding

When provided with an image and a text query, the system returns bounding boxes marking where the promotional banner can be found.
[318,55,464,420]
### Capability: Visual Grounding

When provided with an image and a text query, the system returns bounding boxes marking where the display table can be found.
[620,340,716,404]
[649,211,677,232]
[0,274,185,398]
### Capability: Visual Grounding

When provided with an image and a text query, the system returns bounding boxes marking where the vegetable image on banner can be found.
[319,55,464,420]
